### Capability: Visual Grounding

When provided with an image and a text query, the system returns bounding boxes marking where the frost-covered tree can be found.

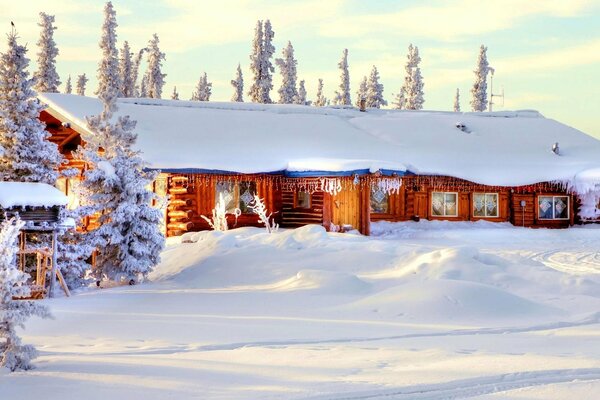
[64,75,72,94]
[96,1,122,97]
[57,209,94,290]
[366,65,386,108]
[275,41,298,104]
[0,29,63,184]
[144,34,166,99]
[355,76,367,108]
[139,74,148,98]
[314,78,327,107]
[250,195,278,233]
[333,49,351,106]
[191,72,211,101]
[230,63,243,102]
[76,73,88,96]
[471,45,489,112]
[295,80,309,105]
[75,62,165,282]
[248,20,275,103]
[391,91,405,110]
[0,217,51,372]
[118,41,134,97]
[454,88,461,112]
[171,86,179,100]
[131,48,146,97]
[402,44,424,110]
[33,12,60,93]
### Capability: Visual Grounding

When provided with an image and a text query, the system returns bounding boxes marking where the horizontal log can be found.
[171,176,189,183]
[168,210,194,219]
[167,221,194,231]
[169,187,194,195]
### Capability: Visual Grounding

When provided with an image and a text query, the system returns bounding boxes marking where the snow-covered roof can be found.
[39,93,600,187]
[0,182,68,208]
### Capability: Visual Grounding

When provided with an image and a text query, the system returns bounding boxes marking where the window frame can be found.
[472,192,499,218]
[431,191,459,217]
[215,181,257,214]
[370,185,390,214]
[294,190,312,209]
[537,195,570,220]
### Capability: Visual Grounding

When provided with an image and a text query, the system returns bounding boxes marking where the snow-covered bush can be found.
[230,64,244,102]
[201,193,240,231]
[0,217,51,372]
[64,75,72,94]
[250,195,278,233]
[314,78,327,107]
[191,72,212,101]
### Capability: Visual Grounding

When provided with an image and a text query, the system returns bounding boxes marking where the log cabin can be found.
[37,93,600,237]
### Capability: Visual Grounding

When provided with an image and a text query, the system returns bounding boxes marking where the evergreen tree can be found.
[76,73,88,96]
[314,78,327,107]
[275,41,298,104]
[295,79,309,105]
[145,34,166,99]
[454,88,461,112]
[230,63,243,102]
[118,41,134,97]
[33,12,60,93]
[57,208,94,290]
[402,44,425,110]
[171,86,179,100]
[0,217,51,371]
[64,74,72,94]
[96,1,122,98]
[471,45,489,112]
[139,74,148,98]
[355,76,367,108]
[391,91,405,110]
[131,48,146,97]
[75,61,165,282]
[0,29,63,184]
[366,65,386,108]
[191,72,211,101]
[248,20,275,103]
[333,49,351,105]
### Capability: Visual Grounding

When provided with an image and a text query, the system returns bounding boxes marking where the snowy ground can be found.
[3,221,600,399]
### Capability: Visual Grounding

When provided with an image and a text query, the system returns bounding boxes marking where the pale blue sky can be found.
[2,0,600,138]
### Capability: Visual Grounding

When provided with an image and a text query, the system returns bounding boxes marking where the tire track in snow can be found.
[196,312,600,352]
[531,249,600,275]
[301,368,600,399]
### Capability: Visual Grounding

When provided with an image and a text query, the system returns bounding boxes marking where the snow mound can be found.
[273,269,370,295]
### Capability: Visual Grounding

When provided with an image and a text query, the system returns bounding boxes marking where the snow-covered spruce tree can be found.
[366,65,386,108]
[355,76,367,108]
[0,29,63,184]
[139,74,148,98]
[131,48,146,97]
[118,41,134,97]
[57,208,94,290]
[333,49,351,106]
[314,78,327,107]
[171,86,179,100]
[454,88,461,112]
[144,34,166,99]
[248,20,275,103]
[230,63,243,102]
[64,75,72,94]
[191,72,211,101]
[33,12,60,93]
[402,44,424,110]
[391,91,405,110]
[471,44,489,112]
[0,217,51,372]
[75,73,165,282]
[275,41,298,104]
[76,73,88,96]
[96,1,122,97]
[296,80,309,105]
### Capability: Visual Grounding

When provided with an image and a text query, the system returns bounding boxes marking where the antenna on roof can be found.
[488,67,504,112]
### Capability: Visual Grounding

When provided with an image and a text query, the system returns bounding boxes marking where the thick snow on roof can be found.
[0,182,67,208]
[39,93,600,186]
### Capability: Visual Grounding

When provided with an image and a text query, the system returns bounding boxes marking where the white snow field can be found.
[3,222,600,399]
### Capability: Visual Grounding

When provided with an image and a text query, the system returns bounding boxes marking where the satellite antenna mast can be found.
[488,66,504,112]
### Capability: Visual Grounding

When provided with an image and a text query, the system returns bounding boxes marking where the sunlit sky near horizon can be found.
[2,0,600,139]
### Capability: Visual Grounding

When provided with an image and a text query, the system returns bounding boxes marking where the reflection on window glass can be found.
[432,192,457,216]
[296,191,311,208]
[215,181,257,214]
[370,186,389,213]
[473,193,498,217]
[538,195,569,220]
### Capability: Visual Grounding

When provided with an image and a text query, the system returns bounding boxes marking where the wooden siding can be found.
[280,190,324,228]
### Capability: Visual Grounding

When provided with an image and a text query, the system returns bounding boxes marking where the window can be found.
[538,195,569,220]
[295,191,311,209]
[473,193,498,218]
[216,181,257,214]
[370,185,389,213]
[431,192,458,217]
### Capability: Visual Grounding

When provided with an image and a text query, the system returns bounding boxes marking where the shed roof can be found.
[0,182,68,208]
[39,93,600,187]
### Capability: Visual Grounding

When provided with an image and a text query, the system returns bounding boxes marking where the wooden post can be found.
[48,230,58,298]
